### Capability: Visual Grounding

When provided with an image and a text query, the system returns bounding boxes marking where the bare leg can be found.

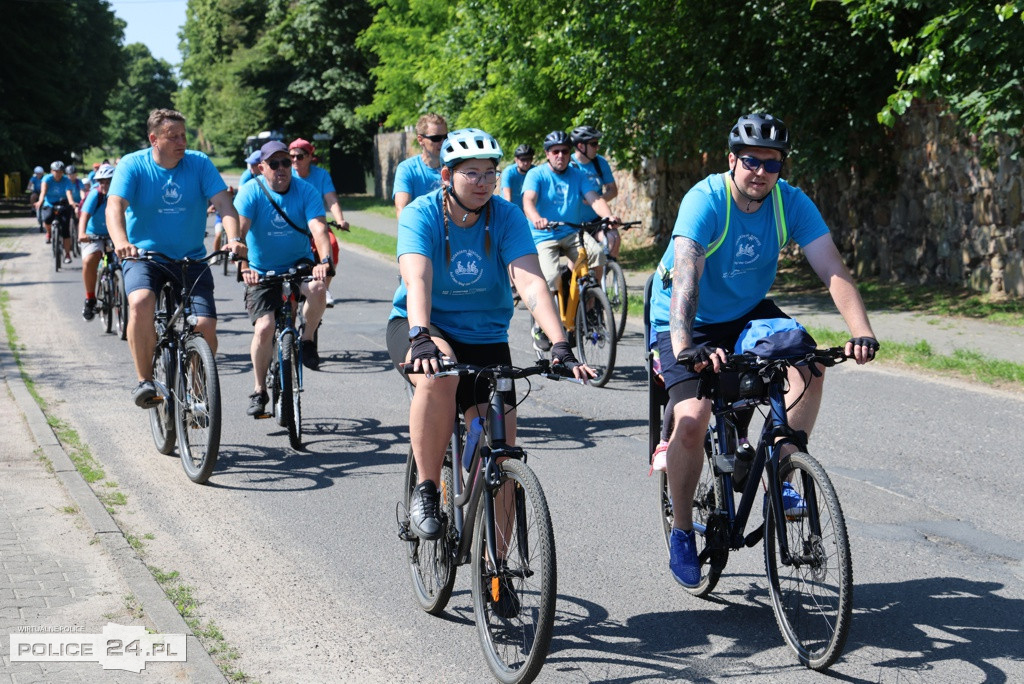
[666,397,712,531]
[127,290,157,381]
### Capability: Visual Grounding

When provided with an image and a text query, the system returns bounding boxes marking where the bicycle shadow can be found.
[517,414,646,450]
[543,575,1024,681]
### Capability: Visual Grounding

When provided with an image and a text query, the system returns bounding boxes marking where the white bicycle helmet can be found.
[93,164,115,181]
[440,128,502,169]
[33,166,44,174]
[50,161,65,171]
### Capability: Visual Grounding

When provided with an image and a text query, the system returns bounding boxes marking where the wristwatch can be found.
[320,256,332,266]
[229,237,243,243]
[408,326,431,340]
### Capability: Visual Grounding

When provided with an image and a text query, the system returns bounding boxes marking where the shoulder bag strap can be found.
[255,178,311,238]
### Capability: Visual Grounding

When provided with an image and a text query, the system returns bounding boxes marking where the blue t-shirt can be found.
[390,190,537,344]
[293,165,335,198]
[82,189,109,236]
[522,163,600,242]
[499,165,529,209]
[42,174,72,207]
[109,149,227,260]
[570,154,614,222]
[239,168,255,186]
[393,155,442,200]
[649,173,831,330]
[234,175,323,275]
[69,177,85,204]
[28,176,42,193]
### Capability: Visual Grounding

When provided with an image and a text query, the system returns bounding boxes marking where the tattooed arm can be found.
[669,236,706,359]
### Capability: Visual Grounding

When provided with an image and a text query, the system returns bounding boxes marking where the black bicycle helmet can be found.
[514,144,534,158]
[728,113,790,156]
[543,130,571,151]
[570,125,602,145]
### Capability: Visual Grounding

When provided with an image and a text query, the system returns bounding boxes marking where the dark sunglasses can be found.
[738,156,784,174]
[265,158,292,170]
[420,133,447,143]
[289,153,307,161]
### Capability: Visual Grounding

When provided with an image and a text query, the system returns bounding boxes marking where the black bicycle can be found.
[643,276,853,669]
[50,199,74,272]
[91,237,127,338]
[599,220,640,341]
[130,250,227,484]
[398,360,575,683]
[249,264,313,450]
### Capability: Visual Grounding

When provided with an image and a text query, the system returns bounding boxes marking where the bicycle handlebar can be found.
[402,358,579,382]
[252,263,315,285]
[127,249,231,265]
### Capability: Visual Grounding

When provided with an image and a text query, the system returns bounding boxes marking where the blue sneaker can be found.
[669,528,701,588]
[765,481,807,520]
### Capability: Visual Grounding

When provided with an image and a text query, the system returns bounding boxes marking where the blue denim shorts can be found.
[122,259,217,319]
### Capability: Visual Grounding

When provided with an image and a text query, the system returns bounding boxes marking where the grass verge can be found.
[335,224,396,257]
[340,194,395,217]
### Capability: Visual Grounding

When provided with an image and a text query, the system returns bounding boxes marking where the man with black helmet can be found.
[647,113,879,589]
[522,130,620,351]
[570,125,620,257]
[499,143,534,209]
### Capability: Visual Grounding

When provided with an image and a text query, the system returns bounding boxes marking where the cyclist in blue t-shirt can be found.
[393,113,447,218]
[26,166,44,232]
[648,113,879,589]
[36,161,78,261]
[106,108,245,409]
[499,144,534,210]
[67,165,85,205]
[78,164,116,320]
[570,125,620,258]
[386,128,593,543]
[235,141,333,416]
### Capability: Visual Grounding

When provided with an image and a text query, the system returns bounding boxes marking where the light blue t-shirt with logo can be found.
[234,175,323,275]
[109,149,227,260]
[393,155,442,200]
[82,189,109,236]
[499,165,529,209]
[69,177,85,204]
[42,174,72,207]
[649,174,830,330]
[28,175,43,193]
[389,190,537,344]
[522,163,600,243]
[293,165,335,198]
[570,154,614,222]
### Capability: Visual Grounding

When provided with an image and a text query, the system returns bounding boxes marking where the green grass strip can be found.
[340,194,396,217]
[336,224,397,258]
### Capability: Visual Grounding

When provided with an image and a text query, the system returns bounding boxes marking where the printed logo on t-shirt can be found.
[553,184,568,205]
[269,209,289,233]
[449,249,484,287]
[162,178,182,205]
[723,233,762,279]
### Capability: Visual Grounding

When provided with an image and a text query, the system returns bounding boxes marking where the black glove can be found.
[550,341,580,370]
[409,334,442,364]
[676,344,714,370]
[847,336,880,356]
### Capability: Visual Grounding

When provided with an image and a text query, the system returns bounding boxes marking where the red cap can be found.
[289,138,315,156]
[92,162,101,169]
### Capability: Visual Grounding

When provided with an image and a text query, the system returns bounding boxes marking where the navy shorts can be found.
[658,299,789,402]
[122,259,217,319]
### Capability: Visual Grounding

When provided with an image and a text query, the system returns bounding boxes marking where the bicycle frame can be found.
[273,275,306,392]
[550,221,603,331]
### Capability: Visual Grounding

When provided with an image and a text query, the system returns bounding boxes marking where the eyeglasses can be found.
[289,153,307,161]
[456,169,498,185]
[420,133,447,143]
[586,142,600,149]
[548,148,571,156]
[264,158,292,170]
[738,156,784,174]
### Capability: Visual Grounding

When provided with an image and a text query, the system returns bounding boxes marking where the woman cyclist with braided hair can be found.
[386,127,594,540]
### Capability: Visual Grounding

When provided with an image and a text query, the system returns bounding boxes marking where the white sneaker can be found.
[325,290,335,308]
[649,440,668,475]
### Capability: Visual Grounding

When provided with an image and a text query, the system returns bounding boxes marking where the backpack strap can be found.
[710,173,787,258]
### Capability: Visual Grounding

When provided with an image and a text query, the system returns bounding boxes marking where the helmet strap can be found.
[444,185,485,223]
[728,162,767,211]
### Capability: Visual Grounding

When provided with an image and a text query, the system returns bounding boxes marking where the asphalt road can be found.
[3,220,1023,683]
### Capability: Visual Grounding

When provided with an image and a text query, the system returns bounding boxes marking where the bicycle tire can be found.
[175,336,221,484]
[471,458,556,684]
[280,332,302,449]
[99,270,114,333]
[222,251,229,276]
[114,269,128,340]
[764,452,852,671]
[574,286,616,387]
[403,448,457,614]
[53,228,62,272]
[603,259,628,341]
[149,344,176,454]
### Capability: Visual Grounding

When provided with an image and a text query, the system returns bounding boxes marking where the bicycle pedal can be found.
[253,412,273,420]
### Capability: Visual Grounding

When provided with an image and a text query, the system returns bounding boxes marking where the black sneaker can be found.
[247,391,269,417]
[132,381,161,409]
[531,325,552,352]
[409,480,442,540]
[300,340,319,371]
[82,298,96,321]
[491,562,521,619]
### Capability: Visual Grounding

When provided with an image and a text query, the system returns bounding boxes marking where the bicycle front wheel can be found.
[99,271,114,333]
[114,269,128,340]
[403,448,457,614]
[175,336,221,484]
[471,458,556,684]
[149,344,176,454]
[281,332,302,450]
[53,230,62,272]
[603,259,628,340]
[764,452,852,670]
[574,286,617,387]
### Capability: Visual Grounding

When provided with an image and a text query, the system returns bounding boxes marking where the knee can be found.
[252,316,274,343]
[671,412,707,449]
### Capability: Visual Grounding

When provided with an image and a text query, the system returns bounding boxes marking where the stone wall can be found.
[372,130,417,200]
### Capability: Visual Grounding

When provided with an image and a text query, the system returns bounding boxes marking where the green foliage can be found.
[102,44,177,154]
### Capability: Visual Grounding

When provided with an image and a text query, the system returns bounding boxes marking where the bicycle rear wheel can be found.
[471,458,555,684]
[114,269,128,340]
[175,336,221,484]
[402,448,457,614]
[149,343,176,454]
[602,259,628,341]
[764,452,852,670]
[53,227,62,272]
[574,286,616,387]
[99,270,114,333]
[281,332,302,450]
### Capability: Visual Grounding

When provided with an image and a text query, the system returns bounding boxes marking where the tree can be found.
[102,44,177,154]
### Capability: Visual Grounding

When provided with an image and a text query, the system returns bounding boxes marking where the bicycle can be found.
[129,250,227,484]
[397,359,575,684]
[92,237,127,338]
[50,199,74,272]
[248,263,314,450]
[598,220,640,342]
[540,218,617,387]
[642,275,853,670]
